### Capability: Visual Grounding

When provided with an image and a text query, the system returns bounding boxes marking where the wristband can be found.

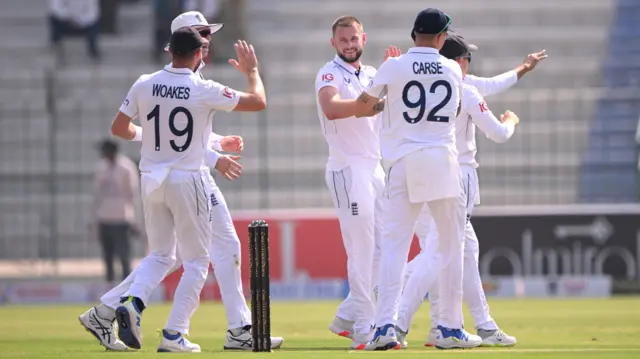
[132,126,142,142]
[205,148,222,168]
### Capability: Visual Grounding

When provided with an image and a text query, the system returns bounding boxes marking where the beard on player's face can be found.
[337,47,363,64]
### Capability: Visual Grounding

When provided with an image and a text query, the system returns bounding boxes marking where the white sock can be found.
[96,303,116,321]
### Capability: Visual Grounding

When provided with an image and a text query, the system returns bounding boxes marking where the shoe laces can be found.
[493,330,507,339]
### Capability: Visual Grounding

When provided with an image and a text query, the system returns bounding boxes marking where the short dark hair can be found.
[170,26,206,60]
[332,16,363,36]
[98,139,118,155]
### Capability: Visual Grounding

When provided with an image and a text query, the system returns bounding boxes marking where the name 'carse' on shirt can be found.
[413,61,442,75]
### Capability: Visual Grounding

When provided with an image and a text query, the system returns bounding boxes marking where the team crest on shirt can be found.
[479,101,488,113]
[223,87,234,99]
[322,73,334,83]
[344,77,351,85]
[123,98,129,107]
[351,202,359,216]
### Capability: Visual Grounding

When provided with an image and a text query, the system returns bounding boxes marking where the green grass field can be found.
[1,298,640,358]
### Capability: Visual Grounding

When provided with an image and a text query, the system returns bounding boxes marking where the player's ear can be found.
[330,37,335,48]
[362,32,367,45]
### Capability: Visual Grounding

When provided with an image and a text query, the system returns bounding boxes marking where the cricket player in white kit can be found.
[315,16,384,350]
[345,8,483,350]
[396,33,526,349]
[398,41,548,349]
[78,27,268,352]
[79,11,283,351]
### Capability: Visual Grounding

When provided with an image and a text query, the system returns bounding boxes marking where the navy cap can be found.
[169,26,207,56]
[411,8,451,41]
[440,33,478,60]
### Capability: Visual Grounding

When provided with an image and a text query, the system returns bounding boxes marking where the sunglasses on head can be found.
[198,28,211,37]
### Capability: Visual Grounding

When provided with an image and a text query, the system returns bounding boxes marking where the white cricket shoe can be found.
[78,307,128,351]
[350,331,373,350]
[157,330,201,353]
[115,296,143,349]
[363,324,398,351]
[424,327,438,347]
[478,329,517,347]
[395,326,408,349]
[223,325,284,350]
[435,325,482,349]
[329,316,354,339]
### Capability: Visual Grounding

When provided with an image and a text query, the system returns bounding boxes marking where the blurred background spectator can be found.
[49,0,102,63]
[92,139,140,284]
[152,0,183,62]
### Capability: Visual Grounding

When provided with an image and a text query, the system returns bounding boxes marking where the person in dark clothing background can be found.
[93,139,140,283]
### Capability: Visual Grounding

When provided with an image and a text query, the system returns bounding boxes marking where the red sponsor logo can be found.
[223,87,234,99]
[322,73,334,82]
[479,101,488,113]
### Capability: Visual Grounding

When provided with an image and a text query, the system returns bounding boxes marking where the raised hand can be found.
[228,40,259,75]
[522,50,548,71]
[384,45,402,62]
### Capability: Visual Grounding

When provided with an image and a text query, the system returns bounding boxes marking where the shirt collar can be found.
[333,55,361,75]
[195,61,206,72]
[163,64,195,75]
[407,47,440,55]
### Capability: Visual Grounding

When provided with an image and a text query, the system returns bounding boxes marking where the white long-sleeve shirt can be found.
[465,71,518,98]
[455,71,519,168]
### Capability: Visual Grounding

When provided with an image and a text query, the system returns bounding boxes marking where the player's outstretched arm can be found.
[111,111,138,140]
[465,71,518,98]
[466,50,547,98]
[228,40,267,112]
[514,49,547,79]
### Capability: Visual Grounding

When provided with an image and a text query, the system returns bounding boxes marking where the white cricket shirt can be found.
[119,64,240,172]
[315,56,381,171]
[465,71,518,98]
[366,47,463,167]
[456,84,515,168]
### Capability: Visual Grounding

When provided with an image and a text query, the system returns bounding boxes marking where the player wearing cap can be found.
[315,15,385,350]
[82,11,283,351]
[394,33,529,349]
[340,8,482,350]
[397,40,548,349]
[78,27,267,353]
[163,11,241,160]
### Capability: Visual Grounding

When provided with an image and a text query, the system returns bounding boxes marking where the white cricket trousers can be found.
[374,150,466,329]
[325,160,383,334]
[105,168,211,335]
[399,165,497,332]
[100,172,251,330]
